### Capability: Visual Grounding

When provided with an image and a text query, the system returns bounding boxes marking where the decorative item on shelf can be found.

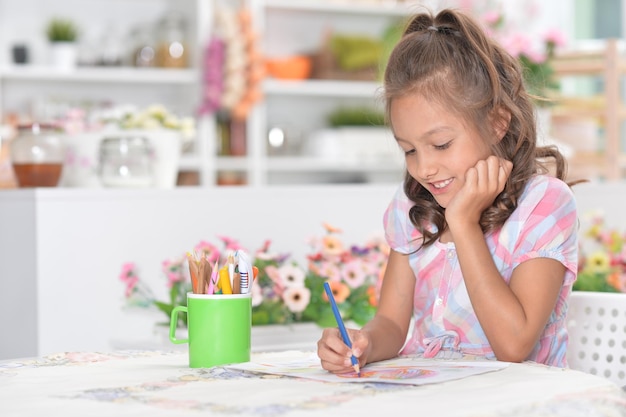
[302,106,400,162]
[119,224,389,329]
[156,11,188,68]
[311,30,383,81]
[45,17,79,70]
[575,210,626,293]
[210,4,264,120]
[265,55,312,80]
[10,123,65,187]
[131,24,157,68]
[0,124,18,188]
[99,104,196,188]
[98,135,153,188]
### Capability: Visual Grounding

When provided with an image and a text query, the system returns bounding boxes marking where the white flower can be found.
[282,286,311,313]
[251,280,263,307]
[277,264,306,288]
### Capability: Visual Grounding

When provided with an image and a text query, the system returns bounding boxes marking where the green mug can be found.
[170,292,252,368]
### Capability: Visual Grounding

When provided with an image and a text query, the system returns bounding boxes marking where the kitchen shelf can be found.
[263,79,382,97]
[262,0,414,16]
[0,66,199,84]
[265,156,402,172]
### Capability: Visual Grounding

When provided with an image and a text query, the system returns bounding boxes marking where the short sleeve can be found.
[510,176,578,285]
[383,183,424,254]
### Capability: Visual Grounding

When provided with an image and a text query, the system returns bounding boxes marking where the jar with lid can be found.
[10,123,65,187]
[156,11,188,68]
[99,135,153,187]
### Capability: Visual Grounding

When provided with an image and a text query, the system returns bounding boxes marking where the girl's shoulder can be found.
[520,175,575,207]
[510,175,577,227]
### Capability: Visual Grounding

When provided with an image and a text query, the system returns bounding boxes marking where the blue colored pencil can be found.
[323,281,361,376]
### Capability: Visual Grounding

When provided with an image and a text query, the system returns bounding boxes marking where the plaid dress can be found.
[383,175,578,367]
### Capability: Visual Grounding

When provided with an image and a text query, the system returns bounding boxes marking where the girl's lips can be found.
[429,178,453,194]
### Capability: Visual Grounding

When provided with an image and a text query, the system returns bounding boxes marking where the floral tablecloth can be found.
[1,350,624,417]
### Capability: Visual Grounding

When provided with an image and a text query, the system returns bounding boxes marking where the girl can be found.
[317,8,578,371]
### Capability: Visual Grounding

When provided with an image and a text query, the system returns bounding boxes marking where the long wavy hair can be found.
[383,8,569,248]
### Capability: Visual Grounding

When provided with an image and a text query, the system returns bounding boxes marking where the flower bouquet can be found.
[120,225,389,329]
[250,224,388,327]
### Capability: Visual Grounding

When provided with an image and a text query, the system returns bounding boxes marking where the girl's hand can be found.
[445,156,512,228]
[317,327,369,374]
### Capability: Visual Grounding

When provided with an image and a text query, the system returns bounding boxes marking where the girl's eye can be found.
[403,149,416,156]
[434,141,451,150]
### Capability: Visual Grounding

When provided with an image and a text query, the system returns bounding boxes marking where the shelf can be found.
[0,66,199,84]
[263,0,414,16]
[263,79,382,97]
[266,156,402,172]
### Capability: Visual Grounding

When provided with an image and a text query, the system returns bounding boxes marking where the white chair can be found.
[566,291,626,387]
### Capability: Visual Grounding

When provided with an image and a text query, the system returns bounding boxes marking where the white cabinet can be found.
[0,185,395,359]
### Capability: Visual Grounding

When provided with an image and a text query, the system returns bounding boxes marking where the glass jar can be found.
[99,135,153,187]
[156,12,188,68]
[131,24,156,68]
[10,123,65,187]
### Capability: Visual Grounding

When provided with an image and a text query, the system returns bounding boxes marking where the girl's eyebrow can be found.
[394,125,455,142]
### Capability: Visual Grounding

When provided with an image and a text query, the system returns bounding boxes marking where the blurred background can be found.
[0,0,623,188]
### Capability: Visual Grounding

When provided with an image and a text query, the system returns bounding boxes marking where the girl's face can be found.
[390,93,494,208]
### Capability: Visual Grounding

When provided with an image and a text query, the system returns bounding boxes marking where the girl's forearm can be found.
[361,313,408,363]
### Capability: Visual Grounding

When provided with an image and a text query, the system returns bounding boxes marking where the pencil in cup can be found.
[323,281,361,376]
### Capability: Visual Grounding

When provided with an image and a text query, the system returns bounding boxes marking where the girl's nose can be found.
[414,153,437,179]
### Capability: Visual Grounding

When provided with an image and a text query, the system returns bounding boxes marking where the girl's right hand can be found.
[317,327,369,374]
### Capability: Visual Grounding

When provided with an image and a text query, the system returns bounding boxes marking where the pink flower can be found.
[317,261,341,282]
[482,11,502,26]
[251,280,263,307]
[194,240,220,263]
[282,287,311,313]
[217,236,244,252]
[264,264,285,296]
[500,33,533,59]
[119,262,139,297]
[161,257,186,287]
[543,28,567,48]
[341,259,367,288]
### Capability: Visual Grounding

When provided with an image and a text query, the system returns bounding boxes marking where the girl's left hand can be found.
[445,156,512,228]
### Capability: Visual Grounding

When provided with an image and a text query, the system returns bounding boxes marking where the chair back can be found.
[566,291,626,387]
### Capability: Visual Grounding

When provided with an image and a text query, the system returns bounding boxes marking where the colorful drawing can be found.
[337,366,437,380]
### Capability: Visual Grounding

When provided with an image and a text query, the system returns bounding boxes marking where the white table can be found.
[1,350,624,417]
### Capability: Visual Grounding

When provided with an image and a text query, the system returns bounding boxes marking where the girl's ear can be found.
[492,107,511,142]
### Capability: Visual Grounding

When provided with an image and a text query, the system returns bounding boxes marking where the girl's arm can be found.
[317,249,415,373]
[446,156,565,362]
[452,223,565,362]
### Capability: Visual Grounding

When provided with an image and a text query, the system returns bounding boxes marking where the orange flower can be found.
[367,285,378,307]
[607,272,623,292]
[321,235,344,257]
[323,222,342,234]
[323,280,350,303]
